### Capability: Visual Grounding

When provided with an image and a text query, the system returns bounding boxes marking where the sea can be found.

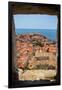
[16,29,57,41]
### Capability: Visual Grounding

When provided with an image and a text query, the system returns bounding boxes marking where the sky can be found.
[13,14,57,29]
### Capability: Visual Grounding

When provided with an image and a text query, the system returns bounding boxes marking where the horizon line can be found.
[16,28,57,30]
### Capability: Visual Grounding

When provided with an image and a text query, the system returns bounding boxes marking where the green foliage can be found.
[32,40,44,47]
